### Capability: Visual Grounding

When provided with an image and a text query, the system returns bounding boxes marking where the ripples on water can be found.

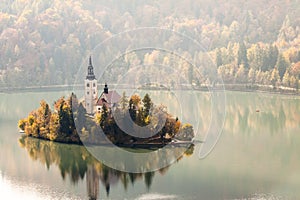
[232,194,285,200]
[0,171,81,200]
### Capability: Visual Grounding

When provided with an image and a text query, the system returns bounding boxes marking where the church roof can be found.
[96,91,121,107]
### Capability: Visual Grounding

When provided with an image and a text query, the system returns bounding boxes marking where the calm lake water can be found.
[0,90,300,200]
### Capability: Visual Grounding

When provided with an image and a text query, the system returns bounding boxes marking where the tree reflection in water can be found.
[18,136,194,200]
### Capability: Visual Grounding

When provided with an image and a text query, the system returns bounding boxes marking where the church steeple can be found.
[86,56,96,80]
[85,55,98,114]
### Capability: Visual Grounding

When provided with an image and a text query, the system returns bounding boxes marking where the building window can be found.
[93,83,96,87]
[87,103,89,106]
[87,91,89,95]
[87,83,90,87]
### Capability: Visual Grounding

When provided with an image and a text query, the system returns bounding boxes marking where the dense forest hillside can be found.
[0,0,299,88]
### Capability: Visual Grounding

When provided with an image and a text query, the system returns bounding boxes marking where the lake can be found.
[0,90,300,200]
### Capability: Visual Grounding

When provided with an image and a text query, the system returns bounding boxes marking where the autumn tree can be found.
[18,119,26,131]
[176,124,194,141]
[290,62,300,79]
[36,100,51,138]
[248,68,256,85]
[49,112,59,141]
[270,68,280,87]
[235,65,246,83]
[282,71,291,87]
[237,41,248,69]
[130,94,141,109]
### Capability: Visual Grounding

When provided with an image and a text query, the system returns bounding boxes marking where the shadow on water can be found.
[18,135,194,200]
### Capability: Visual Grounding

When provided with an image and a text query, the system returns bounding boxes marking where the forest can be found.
[0,0,299,89]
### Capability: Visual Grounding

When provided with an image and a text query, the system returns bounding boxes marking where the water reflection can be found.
[18,136,194,200]
[229,93,298,132]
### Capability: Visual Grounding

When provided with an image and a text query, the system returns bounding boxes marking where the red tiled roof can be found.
[96,91,121,107]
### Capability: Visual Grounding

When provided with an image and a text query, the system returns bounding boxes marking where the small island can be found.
[18,57,194,147]
[18,92,194,147]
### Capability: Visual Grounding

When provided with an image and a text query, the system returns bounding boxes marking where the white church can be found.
[84,56,121,115]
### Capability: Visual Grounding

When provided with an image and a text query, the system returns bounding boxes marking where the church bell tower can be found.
[85,56,98,114]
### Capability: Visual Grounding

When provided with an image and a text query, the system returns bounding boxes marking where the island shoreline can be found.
[19,134,196,149]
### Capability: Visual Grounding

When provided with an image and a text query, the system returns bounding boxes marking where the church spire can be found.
[86,55,96,80]
[89,55,92,66]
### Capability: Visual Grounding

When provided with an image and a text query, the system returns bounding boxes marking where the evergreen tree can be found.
[58,101,71,135]
[68,94,76,133]
[76,103,86,133]
[142,93,153,118]
[119,92,128,110]
[215,48,222,67]
[100,104,108,127]
[276,54,288,80]
[269,45,279,70]
[128,98,136,122]
[136,107,145,126]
